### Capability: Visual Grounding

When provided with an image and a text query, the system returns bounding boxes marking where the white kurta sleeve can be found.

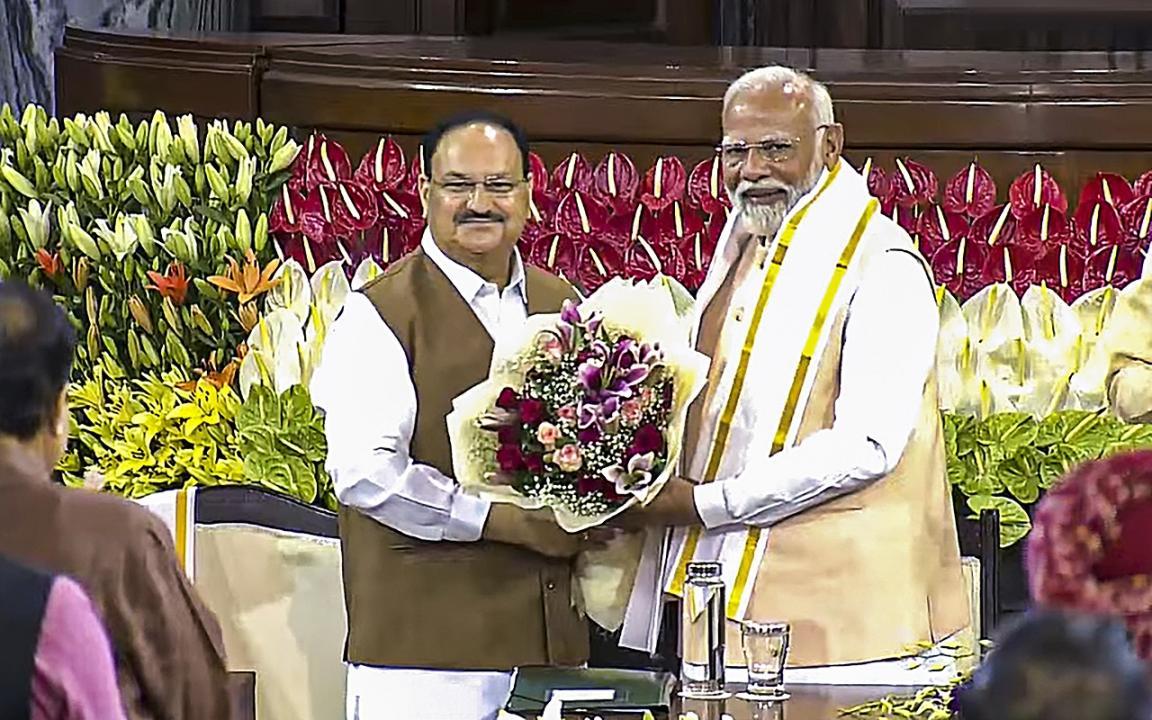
[309,292,491,542]
[693,248,939,530]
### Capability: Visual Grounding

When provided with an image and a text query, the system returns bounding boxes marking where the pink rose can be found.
[539,335,564,362]
[553,444,583,473]
[620,399,643,425]
[536,422,560,447]
[557,405,577,422]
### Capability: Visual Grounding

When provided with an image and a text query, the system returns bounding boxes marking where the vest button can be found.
[546,580,557,591]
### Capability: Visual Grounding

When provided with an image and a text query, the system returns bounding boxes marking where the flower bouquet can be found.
[447,276,707,630]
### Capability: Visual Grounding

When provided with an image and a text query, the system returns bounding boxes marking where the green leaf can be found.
[978,412,1038,453]
[966,495,1032,548]
[243,451,317,504]
[236,385,281,430]
[285,425,327,463]
[279,385,310,420]
[999,447,1042,504]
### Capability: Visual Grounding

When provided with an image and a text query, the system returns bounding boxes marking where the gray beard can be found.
[730,159,825,240]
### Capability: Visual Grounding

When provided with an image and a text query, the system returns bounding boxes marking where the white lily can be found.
[92,215,139,261]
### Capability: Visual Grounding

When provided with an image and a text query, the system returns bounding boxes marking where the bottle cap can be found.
[686,562,722,580]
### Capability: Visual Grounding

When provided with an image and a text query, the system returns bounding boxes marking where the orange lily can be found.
[176,358,240,392]
[208,250,280,304]
[146,262,189,305]
[35,249,62,277]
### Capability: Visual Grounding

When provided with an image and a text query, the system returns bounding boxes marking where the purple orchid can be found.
[578,396,619,431]
[602,451,657,494]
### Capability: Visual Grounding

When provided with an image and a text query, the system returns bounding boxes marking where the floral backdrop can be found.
[2,102,1152,545]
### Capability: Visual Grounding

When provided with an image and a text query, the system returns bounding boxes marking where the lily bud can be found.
[1,160,38,199]
[177,115,200,164]
[221,129,249,165]
[72,257,89,291]
[238,302,260,332]
[160,225,197,264]
[234,209,252,252]
[205,164,230,203]
[64,149,80,193]
[130,215,157,256]
[69,223,101,261]
[190,304,215,336]
[128,295,154,334]
[254,213,268,252]
[85,287,98,324]
[127,329,142,369]
[268,140,300,175]
[149,110,172,158]
[161,296,182,332]
[86,324,101,360]
[235,157,254,206]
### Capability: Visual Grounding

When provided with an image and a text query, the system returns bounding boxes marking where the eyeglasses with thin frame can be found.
[716,124,833,167]
[427,175,526,198]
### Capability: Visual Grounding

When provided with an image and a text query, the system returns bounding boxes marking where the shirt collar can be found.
[420,228,527,304]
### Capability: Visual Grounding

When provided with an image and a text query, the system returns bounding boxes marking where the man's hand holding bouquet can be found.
[448,276,707,630]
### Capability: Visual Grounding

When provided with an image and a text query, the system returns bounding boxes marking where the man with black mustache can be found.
[311,112,590,719]
[619,66,970,684]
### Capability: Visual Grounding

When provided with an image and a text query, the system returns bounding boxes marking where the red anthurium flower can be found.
[554,190,611,239]
[270,184,306,235]
[916,204,969,260]
[893,205,921,240]
[969,204,1019,250]
[526,152,558,225]
[35,249,62,277]
[300,185,340,243]
[865,162,897,215]
[1018,204,1074,250]
[279,234,341,276]
[1009,165,1067,219]
[550,152,593,195]
[686,155,731,215]
[1034,244,1087,303]
[375,187,422,227]
[1078,172,1135,213]
[943,161,997,219]
[330,181,380,234]
[1072,201,1129,256]
[527,233,578,277]
[1119,195,1152,246]
[1134,170,1152,199]
[647,201,705,245]
[146,262,189,305]
[304,133,352,192]
[405,146,427,193]
[980,243,1039,297]
[625,236,686,282]
[931,235,989,300]
[1082,245,1142,292]
[889,158,938,208]
[359,224,410,267]
[592,151,640,214]
[575,241,624,293]
[639,156,687,212]
[679,230,718,292]
[354,136,407,191]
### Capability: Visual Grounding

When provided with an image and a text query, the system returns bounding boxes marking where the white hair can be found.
[723,66,835,127]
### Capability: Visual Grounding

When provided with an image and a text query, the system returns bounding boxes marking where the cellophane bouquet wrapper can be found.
[448,276,707,630]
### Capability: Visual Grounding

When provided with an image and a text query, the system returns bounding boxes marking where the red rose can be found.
[497,426,520,445]
[519,399,546,425]
[497,444,525,473]
[496,387,520,411]
[524,453,545,474]
[630,424,665,456]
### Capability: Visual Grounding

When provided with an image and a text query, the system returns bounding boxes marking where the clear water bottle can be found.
[680,561,726,697]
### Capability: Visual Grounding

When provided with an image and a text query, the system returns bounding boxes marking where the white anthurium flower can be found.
[935,288,972,412]
[310,260,351,327]
[245,308,305,395]
[265,258,312,322]
[351,257,384,291]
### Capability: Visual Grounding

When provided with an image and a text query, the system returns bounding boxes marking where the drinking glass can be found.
[741,621,790,698]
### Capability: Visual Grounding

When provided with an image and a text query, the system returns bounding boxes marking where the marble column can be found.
[1,0,245,113]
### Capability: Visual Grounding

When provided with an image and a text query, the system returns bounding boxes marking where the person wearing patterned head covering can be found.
[1027,449,1152,661]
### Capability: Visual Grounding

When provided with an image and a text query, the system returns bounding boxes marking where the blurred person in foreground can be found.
[955,610,1152,720]
[617,65,968,680]
[0,280,232,720]
[311,111,593,720]
[1027,449,1152,662]
[0,553,125,720]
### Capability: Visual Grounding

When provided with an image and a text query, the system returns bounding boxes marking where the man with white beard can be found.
[617,66,970,683]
